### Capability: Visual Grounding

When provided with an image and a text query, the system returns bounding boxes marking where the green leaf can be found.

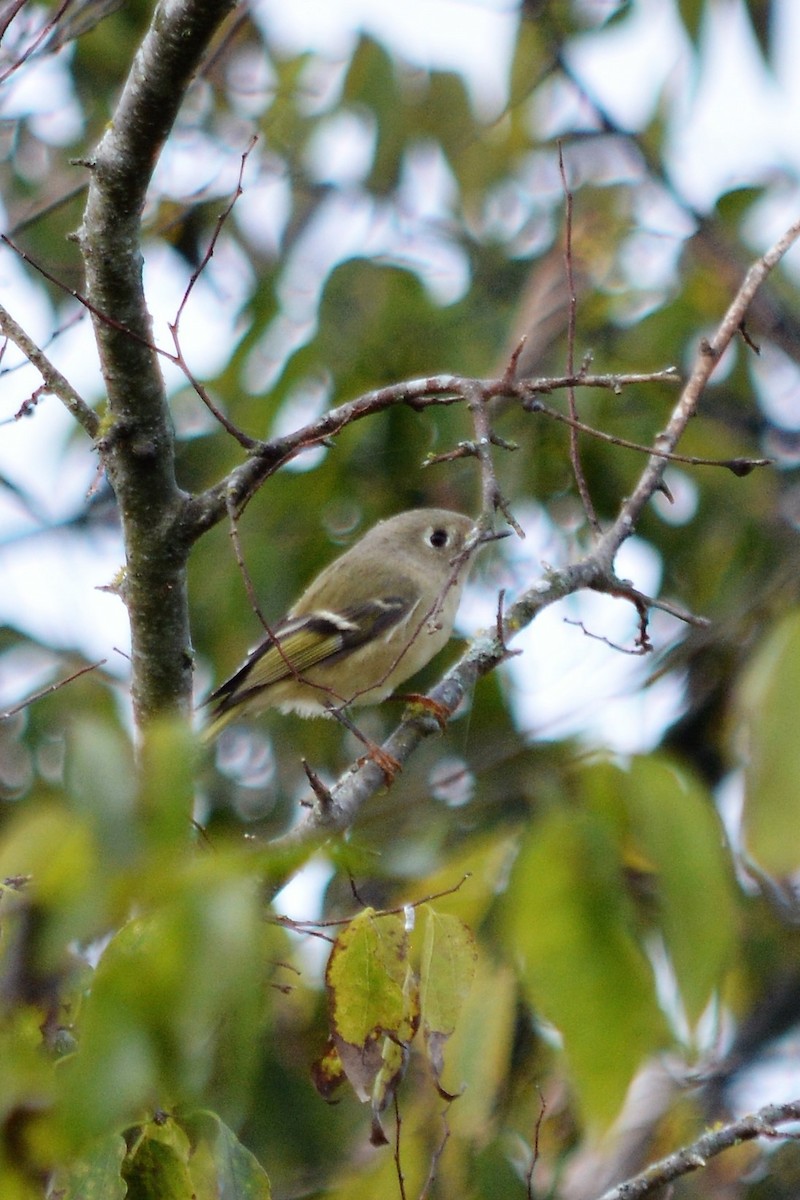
[0,805,93,907]
[735,611,800,876]
[440,959,516,1142]
[137,717,197,847]
[56,861,264,1141]
[418,906,477,1095]
[185,1110,272,1200]
[502,810,668,1127]
[324,906,419,1135]
[50,1134,127,1200]
[342,36,403,194]
[419,906,477,1037]
[122,1117,194,1200]
[715,186,764,226]
[584,757,737,1024]
[326,908,412,1047]
[743,0,774,67]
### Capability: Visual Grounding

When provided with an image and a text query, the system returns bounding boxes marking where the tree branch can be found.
[183,369,682,540]
[77,0,236,728]
[0,300,99,438]
[595,1099,800,1200]
[593,215,800,572]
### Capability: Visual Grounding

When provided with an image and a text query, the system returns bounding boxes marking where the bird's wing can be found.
[206,596,411,713]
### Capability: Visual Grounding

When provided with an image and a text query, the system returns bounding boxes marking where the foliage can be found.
[1,1,800,1197]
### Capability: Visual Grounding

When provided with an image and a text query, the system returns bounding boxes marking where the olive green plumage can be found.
[204,509,477,738]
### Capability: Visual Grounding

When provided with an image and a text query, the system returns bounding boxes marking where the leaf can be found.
[502,810,668,1128]
[324,907,419,1139]
[438,959,516,1143]
[310,1036,347,1102]
[0,804,105,974]
[326,908,412,1048]
[137,716,197,846]
[342,36,403,194]
[715,186,764,226]
[419,907,477,1096]
[122,1117,194,1200]
[0,805,93,908]
[51,1134,127,1200]
[585,757,737,1024]
[734,611,800,876]
[57,864,264,1141]
[742,0,774,67]
[185,1110,273,1199]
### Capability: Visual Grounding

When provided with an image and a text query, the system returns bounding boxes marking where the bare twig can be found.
[272,876,472,936]
[0,301,99,438]
[0,659,107,721]
[419,1109,452,1200]
[526,1089,548,1200]
[595,1099,800,1200]
[594,215,800,573]
[461,378,521,534]
[558,142,600,535]
[393,1094,407,1200]
[564,618,651,656]
[526,396,772,475]
[0,0,72,84]
[168,136,258,450]
[1,233,162,352]
[171,136,257,336]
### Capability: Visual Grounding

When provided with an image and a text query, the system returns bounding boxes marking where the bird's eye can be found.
[428,526,450,549]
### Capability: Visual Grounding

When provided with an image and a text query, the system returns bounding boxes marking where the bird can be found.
[202,508,490,742]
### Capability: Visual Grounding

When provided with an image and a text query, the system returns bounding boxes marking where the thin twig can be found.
[419,1109,452,1200]
[0,659,107,721]
[526,1089,547,1200]
[185,369,680,541]
[1,233,158,352]
[526,396,771,474]
[461,379,521,533]
[272,874,472,933]
[564,618,651,656]
[0,0,72,84]
[171,135,257,334]
[595,215,800,572]
[393,1093,407,1200]
[168,136,258,450]
[0,301,99,438]
[558,142,600,534]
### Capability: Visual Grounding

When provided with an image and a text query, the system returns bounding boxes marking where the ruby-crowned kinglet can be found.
[204,508,487,738]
